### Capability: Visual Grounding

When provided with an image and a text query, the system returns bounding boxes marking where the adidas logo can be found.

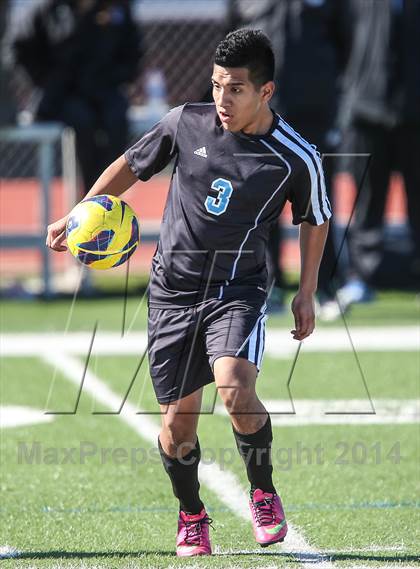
[194,146,207,158]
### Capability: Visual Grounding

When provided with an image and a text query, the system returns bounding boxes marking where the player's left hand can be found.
[290,291,315,341]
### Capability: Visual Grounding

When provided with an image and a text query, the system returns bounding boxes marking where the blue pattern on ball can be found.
[66,215,79,235]
[83,195,114,211]
[77,251,109,265]
[79,229,115,252]
[120,217,139,252]
[112,251,131,267]
[112,219,139,267]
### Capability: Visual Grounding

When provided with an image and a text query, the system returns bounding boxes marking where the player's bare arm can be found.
[46,155,137,251]
[291,220,329,341]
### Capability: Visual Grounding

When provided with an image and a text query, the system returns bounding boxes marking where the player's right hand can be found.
[290,291,315,341]
[46,216,68,252]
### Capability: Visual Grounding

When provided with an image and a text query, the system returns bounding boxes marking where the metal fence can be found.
[0,123,77,296]
[137,21,225,106]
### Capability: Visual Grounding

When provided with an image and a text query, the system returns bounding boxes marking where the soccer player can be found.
[46,30,331,557]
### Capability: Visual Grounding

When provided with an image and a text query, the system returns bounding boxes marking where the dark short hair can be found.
[214,29,275,87]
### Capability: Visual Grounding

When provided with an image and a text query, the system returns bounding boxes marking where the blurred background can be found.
[1,0,419,321]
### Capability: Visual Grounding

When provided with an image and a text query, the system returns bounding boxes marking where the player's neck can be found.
[241,106,274,136]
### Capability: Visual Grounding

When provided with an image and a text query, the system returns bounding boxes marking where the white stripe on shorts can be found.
[235,303,267,369]
[256,315,268,369]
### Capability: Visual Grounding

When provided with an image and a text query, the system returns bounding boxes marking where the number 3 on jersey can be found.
[205,178,233,216]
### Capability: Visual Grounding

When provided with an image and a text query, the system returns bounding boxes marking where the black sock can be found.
[232,415,276,495]
[158,436,204,514]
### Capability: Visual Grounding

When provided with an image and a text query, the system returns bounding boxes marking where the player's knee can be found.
[161,419,196,454]
[221,385,256,416]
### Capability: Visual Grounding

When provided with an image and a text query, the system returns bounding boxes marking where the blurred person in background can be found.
[337,0,420,308]
[0,0,16,126]
[12,0,142,196]
[232,0,352,319]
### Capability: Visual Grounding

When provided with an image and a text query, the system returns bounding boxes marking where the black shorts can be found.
[148,292,267,404]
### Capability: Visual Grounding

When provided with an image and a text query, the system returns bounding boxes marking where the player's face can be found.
[212,65,274,133]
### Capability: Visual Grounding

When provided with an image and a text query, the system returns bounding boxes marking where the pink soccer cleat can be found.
[249,488,288,547]
[176,508,213,556]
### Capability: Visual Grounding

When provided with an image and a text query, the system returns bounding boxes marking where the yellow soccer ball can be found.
[65,195,140,270]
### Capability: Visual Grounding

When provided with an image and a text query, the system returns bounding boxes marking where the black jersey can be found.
[125,103,331,307]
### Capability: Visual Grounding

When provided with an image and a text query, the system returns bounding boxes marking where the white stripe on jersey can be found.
[228,142,292,281]
[276,117,331,223]
[272,128,325,224]
[280,117,331,217]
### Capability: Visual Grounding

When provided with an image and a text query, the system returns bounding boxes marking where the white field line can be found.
[343,567,418,569]
[216,544,408,553]
[266,326,420,355]
[215,399,420,426]
[1,326,419,357]
[10,565,417,569]
[41,351,334,568]
[325,545,406,552]
[0,545,21,559]
[0,406,55,429]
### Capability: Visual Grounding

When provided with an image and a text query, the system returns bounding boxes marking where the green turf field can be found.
[1,290,419,568]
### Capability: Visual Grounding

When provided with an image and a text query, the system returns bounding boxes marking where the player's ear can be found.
[260,81,275,103]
